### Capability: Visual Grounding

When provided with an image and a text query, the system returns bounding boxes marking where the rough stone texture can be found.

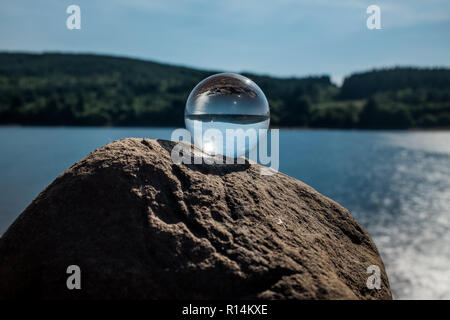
[0,138,391,299]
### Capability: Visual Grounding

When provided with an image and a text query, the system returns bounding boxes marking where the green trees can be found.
[0,53,449,129]
[359,98,414,129]
[340,67,450,100]
[309,103,361,129]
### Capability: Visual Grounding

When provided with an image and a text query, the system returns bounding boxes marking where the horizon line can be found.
[1,49,449,87]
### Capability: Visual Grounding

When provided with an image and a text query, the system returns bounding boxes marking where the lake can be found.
[0,126,449,299]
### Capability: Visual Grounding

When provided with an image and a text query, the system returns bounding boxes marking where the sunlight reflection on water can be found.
[0,128,449,299]
[369,132,450,299]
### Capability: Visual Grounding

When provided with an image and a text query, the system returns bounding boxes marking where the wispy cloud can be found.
[381,0,450,28]
[0,0,448,79]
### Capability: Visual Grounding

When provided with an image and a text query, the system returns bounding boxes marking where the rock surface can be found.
[0,138,391,299]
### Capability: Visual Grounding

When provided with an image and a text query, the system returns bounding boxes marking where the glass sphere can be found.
[185,73,270,158]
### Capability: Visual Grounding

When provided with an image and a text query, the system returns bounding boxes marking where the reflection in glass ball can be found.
[185,73,270,158]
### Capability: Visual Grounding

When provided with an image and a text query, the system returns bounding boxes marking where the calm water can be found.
[0,127,449,299]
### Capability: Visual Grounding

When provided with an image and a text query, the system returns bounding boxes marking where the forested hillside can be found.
[0,53,449,128]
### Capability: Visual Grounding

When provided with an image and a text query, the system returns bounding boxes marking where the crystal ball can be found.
[185,73,270,158]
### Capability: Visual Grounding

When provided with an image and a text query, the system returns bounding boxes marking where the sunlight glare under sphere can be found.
[185,73,270,158]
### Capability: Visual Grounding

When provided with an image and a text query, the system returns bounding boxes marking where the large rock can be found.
[0,138,391,299]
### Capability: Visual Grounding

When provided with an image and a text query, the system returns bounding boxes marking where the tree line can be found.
[0,53,449,129]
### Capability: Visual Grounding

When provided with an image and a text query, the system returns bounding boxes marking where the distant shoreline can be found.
[1,53,449,131]
[1,124,449,131]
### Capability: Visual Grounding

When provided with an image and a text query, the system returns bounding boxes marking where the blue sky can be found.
[0,0,449,84]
